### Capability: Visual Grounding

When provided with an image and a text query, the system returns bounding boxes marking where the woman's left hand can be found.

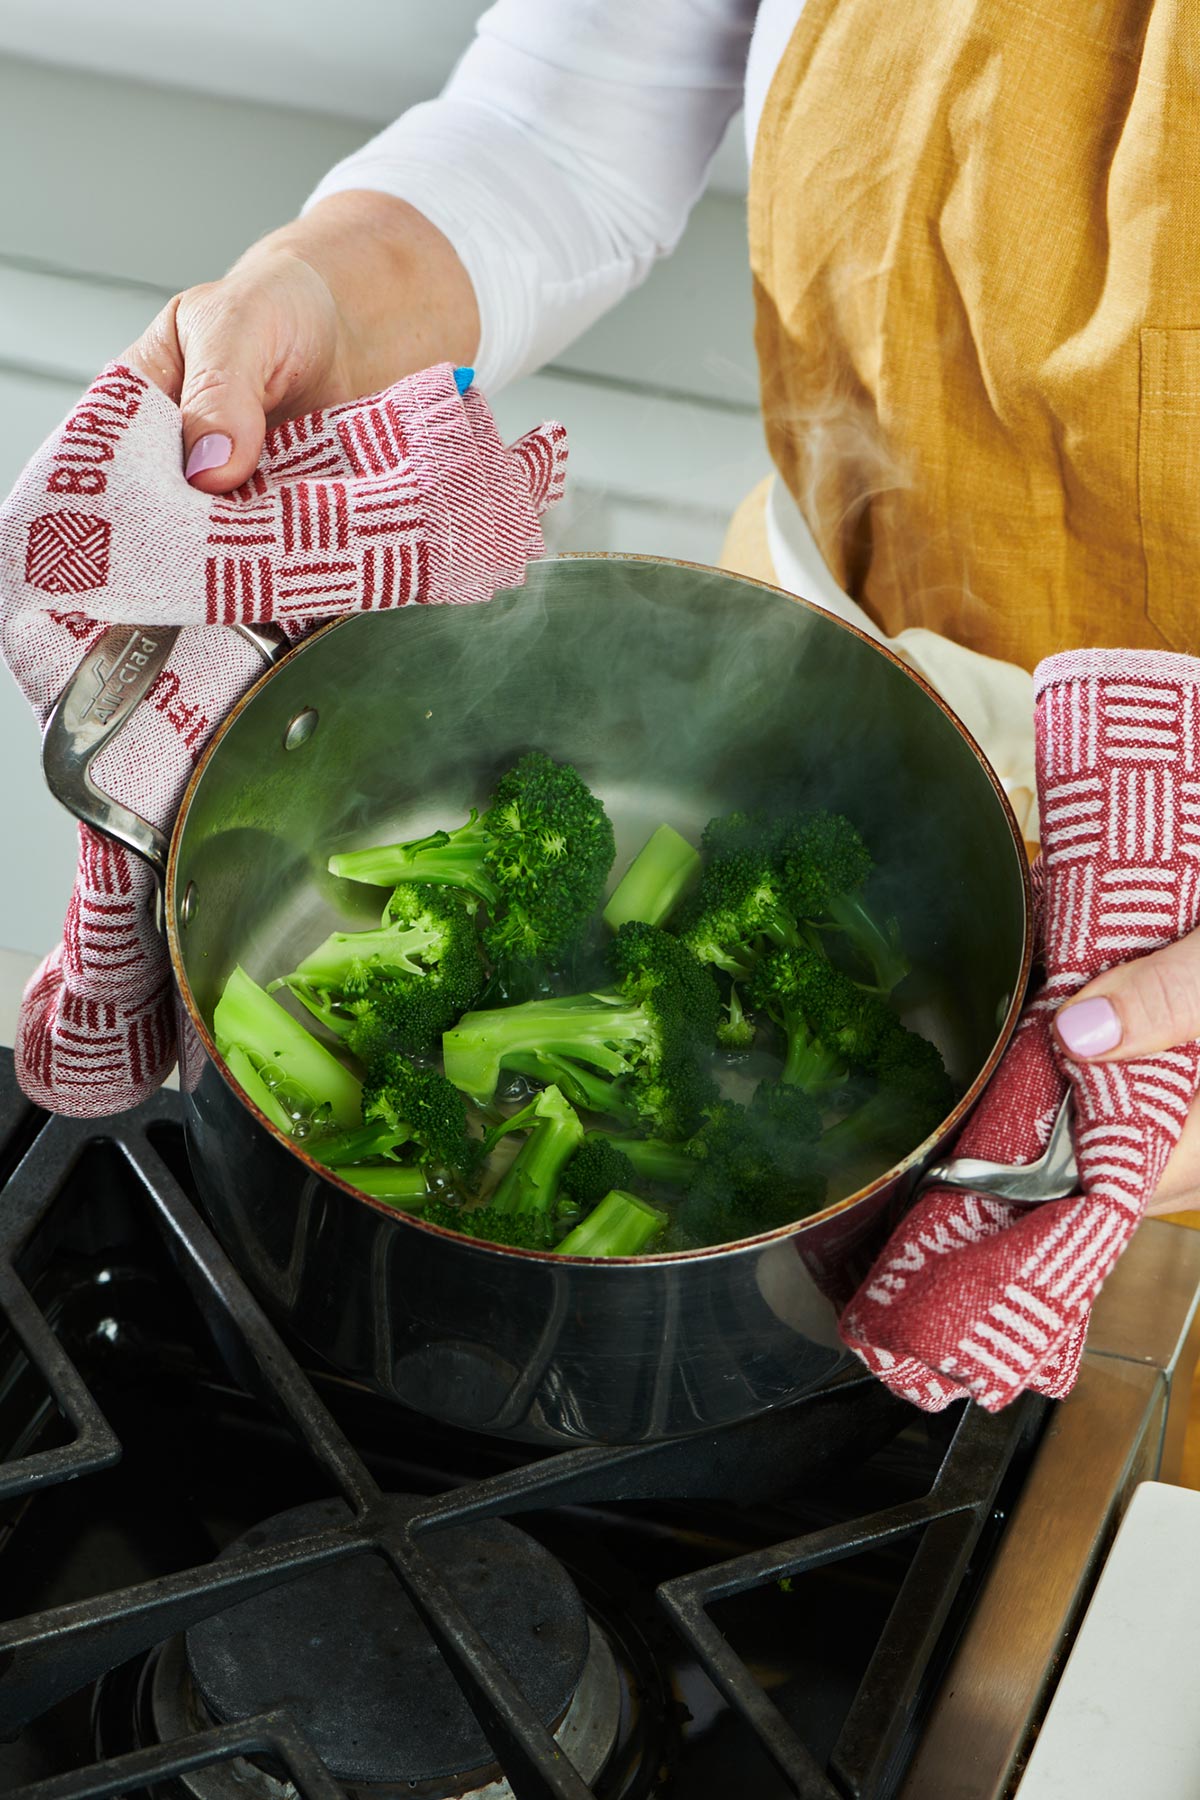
[1055,928,1200,1215]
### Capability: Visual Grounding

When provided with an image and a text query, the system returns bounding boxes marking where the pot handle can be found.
[41,621,289,883]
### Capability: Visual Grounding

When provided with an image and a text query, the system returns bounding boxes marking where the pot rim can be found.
[166,551,1034,1265]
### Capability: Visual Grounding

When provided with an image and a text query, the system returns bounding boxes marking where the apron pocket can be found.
[1140,328,1200,653]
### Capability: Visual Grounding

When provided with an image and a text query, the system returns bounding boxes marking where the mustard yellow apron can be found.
[742,0,1199,667]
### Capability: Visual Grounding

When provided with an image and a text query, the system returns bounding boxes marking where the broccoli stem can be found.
[328,814,499,905]
[609,1136,697,1185]
[308,1122,411,1167]
[555,1190,666,1256]
[221,1044,293,1135]
[214,965,362,1129]
[492,1085,584,1215]
[825,893,910,993]
[780,1021,846,1095]
[503,1051,638,1123]
[603,825,701,931]
[717,982,756,1051]
[286,917,445,987]
[341,1165,431,1202]
[443,994,653,1105]
[272,978,354,1038]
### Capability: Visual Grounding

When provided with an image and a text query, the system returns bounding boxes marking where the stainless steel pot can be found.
[47,555,1032,1445]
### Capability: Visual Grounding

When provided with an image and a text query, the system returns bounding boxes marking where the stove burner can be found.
[166,1497,618,1796]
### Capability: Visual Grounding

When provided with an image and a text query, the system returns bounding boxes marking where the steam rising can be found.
[180,560,1026,1119]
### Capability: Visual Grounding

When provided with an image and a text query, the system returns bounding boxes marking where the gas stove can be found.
[1,1047,1198,1800]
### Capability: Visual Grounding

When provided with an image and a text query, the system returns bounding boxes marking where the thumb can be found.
[1054,924,1200,1062]
[175,295,269,493]
[126,285,268,495]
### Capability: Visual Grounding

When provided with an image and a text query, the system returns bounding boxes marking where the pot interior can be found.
[169,555,1030,1194]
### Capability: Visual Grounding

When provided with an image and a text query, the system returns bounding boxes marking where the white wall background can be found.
[0,10,768,959]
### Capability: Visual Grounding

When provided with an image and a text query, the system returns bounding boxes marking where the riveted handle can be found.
[915,1090,1078,1207]
[41,620,288,884]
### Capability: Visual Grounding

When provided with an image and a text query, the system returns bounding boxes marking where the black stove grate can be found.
[0,1051,1043,1800]
[5,1712,345,1800]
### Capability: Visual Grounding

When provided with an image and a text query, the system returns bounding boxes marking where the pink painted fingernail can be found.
[1056,996,1122,1058]
[185,433,232,480]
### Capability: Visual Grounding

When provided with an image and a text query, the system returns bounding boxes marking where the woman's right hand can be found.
[125,190,481,495]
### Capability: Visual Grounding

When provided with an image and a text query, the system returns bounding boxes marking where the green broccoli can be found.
[214,965,362,1136]
[554,1190,667,1256]
[311,1051,480,1201]
[716,981,756,1052]
[609,1134,699,1185]
[820,1028,956,1170]
[338,1164,434,1202]
[602,824,701,930]
[274,882,485,1056]
[410,1084,584,1249]
[776,811,909,993]
[749,946,896,1096]
[674,1095,827,1248]
[442,921,720,1139]
[327,751,616,968]
[675,834,801,979]
[678,808,909,997]
[561,1133,638,1209]
[750,1077,825,1149]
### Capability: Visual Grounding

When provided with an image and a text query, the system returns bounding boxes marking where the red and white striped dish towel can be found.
[0,360,567,1116]
[841,649,1200,1411]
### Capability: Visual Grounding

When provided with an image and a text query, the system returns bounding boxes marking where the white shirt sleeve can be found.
[304,0,758,393]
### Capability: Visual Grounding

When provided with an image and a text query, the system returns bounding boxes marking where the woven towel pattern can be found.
[841,649,1200,1411]
[0,360,567,1116]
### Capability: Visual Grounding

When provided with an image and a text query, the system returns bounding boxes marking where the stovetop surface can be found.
[0,1054,1045,1800]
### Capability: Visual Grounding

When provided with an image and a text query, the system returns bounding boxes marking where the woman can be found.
[124,0,1200,1210]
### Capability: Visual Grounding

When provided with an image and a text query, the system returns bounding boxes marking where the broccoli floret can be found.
[776,811,909,993]
[275,882,485,1056]
[360,1051,478,1171]
[311,1050,480,1199]
[327,752,615,968]
[750,1078,824,1153]
[749,946,896,1096]
[406,1085,584,1249]
[821,1028,956,1170]
[561,1134,638,1209]
[554,1190,667,1256]
[483,752,616,964]
[682,807,909,996]
[699,809,782,861]
[414,1201,556,1249]
[675,1097,827,1247]
[214,965,362,1135]
[675,839,800,979]
[561,1129,701,1207]
[603,825,701,930]
[443,922,719,1139]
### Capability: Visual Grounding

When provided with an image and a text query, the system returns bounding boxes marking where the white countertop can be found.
[1016,1481,1200,1798]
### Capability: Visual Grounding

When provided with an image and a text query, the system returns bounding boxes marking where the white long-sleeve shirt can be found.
[306,0,1038,837]
[307,0,798,392]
